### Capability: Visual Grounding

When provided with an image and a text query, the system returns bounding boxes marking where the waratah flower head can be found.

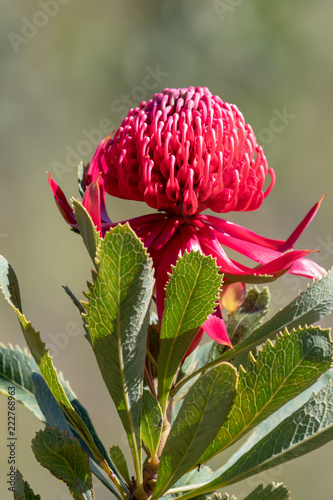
[92,86,275,216]
[49,85,326,355]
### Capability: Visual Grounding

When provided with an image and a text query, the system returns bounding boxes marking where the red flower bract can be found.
[95,86,275,216]
[48,86,326,353]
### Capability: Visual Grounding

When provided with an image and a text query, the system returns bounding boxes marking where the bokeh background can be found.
[1,1,333,499]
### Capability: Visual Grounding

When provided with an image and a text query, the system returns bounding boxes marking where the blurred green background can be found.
[1,1,333,499]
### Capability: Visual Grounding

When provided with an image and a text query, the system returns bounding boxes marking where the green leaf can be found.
[141,390,162,463]
[0,344,45,422]
[167,465,215,500]
[200,326,332,463]
[243,482,290,500]
[0,256,120,484]
[157,251,222,414]
[32,427,95,500]
[110,446,131,485]
[63,285,86,315]
[153,363,237,499]
[0,256,22,310]
[32,372,71,430]
[173,464,214,489]
[226,287,270,345]
[178,381,333,498]
[14,470,41,500]
[69,398,112,469]
[72,199,100,263]
[83,223,154,484]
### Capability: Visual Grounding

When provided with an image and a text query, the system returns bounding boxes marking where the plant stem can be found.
[157,398,172,458]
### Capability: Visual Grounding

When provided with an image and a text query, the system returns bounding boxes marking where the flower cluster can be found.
[49,86,325,350]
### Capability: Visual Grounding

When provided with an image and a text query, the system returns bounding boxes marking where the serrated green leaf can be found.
[83,223,154,484]
[243,482,290,500]
[0,344,45,422]
[110,446,131,485]
[72,199,100,263]
[158,251,222,414]
[178,381,333,499]
[0,255,124,497]
[153,363,237,499]
[200,326,332,463]
[32,427,95,500]
[141,390,162,463]
[14,470,41,500]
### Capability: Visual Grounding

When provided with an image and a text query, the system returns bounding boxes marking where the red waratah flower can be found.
[48,86,326,352]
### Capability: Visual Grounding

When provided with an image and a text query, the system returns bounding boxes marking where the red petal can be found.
[198,225,252,274]
[201,214,284,250]
[183,329,204,360]
[253,249,314,275]
[82,177,102,235]
[47,172,77,227]
[213,228,289,265]
[288,256,326,279]
[279,195,327,252]
[203,313,233,347]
